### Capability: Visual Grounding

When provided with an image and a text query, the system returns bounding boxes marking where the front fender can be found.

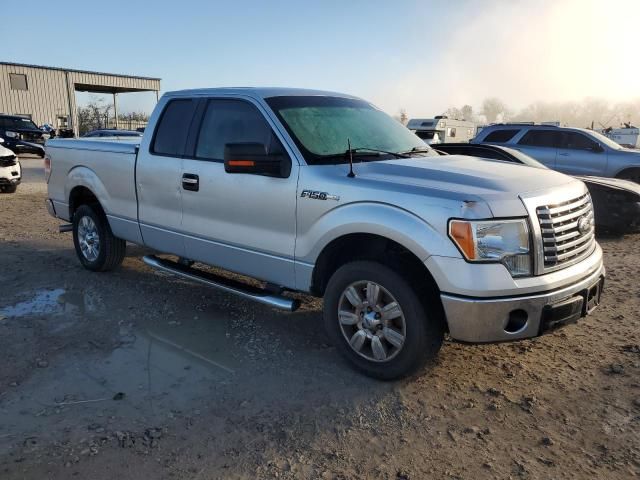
[296,201,460,265]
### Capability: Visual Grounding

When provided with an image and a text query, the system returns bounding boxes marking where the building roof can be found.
[0,61,160,81]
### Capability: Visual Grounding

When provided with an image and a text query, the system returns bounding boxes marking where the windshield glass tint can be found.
[266,96,430,164]
[14,118,39,130]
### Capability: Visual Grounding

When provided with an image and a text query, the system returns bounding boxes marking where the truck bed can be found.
[45,138,140,242]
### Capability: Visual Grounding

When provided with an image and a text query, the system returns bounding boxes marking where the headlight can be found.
[5,131,18,138]
[448,219,531,277]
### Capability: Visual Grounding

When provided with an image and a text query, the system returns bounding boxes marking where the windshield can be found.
[265,96,434,164]
[14,118,39,130]
[583,129,624,150]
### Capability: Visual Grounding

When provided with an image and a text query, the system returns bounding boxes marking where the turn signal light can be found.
[449,220,476,260]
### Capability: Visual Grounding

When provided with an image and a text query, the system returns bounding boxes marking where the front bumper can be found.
[441,259,605,343]
[5,139,45,157]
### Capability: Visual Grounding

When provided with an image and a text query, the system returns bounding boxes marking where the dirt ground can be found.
[0,157,639,479]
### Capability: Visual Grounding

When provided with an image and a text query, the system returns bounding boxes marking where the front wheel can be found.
[72,204,126,271]
[323,261,444,380]
[1,184,17,193]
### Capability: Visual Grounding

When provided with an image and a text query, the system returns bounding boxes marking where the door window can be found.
[518,130,561,148]
[483,129,520,143]
[151,99,198,156]
[195,99,280,161]
[562,132,598,151]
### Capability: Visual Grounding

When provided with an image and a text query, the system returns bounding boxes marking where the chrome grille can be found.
[536,192,596,272]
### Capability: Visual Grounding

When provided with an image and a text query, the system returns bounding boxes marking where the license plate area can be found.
[584,277,603,314]
[540,276,604,333]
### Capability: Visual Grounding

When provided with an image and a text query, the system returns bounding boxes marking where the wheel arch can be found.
[615,166,640,181]
[68,185,104,219]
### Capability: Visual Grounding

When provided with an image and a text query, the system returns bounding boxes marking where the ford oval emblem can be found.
[577,216,591,234]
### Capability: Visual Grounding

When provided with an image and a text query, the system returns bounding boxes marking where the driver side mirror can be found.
[224,142,291,178]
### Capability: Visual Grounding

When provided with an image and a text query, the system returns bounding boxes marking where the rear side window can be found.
[562,132,598,150]
[518,130,560,148]
[483,129,520,143]
[152,99,198,156]
[195,99,277,161]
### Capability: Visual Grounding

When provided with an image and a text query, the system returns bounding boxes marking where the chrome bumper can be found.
[441,261,605,343]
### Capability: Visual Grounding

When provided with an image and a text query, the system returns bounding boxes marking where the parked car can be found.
[82,129,143,138]
[0,138,21,193]
[0,115,47,157]
[434,143,640,234]
[472,124,640,183]
[44,88,605,379]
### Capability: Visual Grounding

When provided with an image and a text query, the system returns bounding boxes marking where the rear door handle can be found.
[559,152,569,156]
[182,173,199,192]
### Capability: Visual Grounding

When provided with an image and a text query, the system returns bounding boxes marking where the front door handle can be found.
[559,152,569,156]
[182,173,199,192]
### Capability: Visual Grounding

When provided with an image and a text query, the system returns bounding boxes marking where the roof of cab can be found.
[163,87,361,100]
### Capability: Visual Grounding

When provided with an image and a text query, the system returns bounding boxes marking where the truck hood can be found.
[351,155,578,217]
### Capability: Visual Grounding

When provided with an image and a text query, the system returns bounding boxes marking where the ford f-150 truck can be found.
[45,88,605,379]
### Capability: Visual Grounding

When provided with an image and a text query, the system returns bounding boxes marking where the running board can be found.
[59,223,73,233]
[142,255,300,312]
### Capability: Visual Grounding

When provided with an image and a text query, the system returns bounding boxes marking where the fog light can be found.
[505,309,528,333]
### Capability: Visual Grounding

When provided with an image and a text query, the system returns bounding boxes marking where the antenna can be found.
[347,138,355,178]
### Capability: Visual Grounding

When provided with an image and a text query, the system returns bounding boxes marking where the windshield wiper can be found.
[322,147,409,160]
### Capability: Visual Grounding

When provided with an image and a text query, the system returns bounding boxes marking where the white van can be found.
[408,116,477,144]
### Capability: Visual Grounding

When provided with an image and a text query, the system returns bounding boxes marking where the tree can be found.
[461,105,475,121]
[77,100,112,135]
[481,97,507,123]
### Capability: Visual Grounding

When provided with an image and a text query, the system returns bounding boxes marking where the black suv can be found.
[0,115,46,157]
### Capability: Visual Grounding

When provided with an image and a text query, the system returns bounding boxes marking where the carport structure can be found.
[0,62,161,135]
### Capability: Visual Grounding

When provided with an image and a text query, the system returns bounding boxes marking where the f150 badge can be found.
[300,190,340,201]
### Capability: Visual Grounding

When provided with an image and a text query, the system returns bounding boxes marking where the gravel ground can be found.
[0,157,638,479]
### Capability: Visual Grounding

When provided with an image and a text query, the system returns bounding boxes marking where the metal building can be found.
[0,62,161,135]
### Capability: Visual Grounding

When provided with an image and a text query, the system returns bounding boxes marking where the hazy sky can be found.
[3,0,638,117]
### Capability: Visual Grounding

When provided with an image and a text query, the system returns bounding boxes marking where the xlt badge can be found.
[300,190,340,201]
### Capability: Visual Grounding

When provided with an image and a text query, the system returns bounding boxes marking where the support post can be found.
[113,92,118,130]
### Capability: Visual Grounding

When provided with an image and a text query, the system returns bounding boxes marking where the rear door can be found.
[180,97,299,288]
[136,98,199,257]
[555,131,607,175]
[516,129,561,168]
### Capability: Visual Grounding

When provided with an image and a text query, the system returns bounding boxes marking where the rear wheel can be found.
[323,261,443,380]
[72,204,126,271]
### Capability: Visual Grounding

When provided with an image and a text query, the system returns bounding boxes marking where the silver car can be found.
[473,124,640,183]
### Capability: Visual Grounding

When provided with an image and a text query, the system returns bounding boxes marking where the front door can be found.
[555,131,607,176]
[180,97,298,288]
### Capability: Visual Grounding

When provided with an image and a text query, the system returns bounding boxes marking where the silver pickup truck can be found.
[45,88,605,379]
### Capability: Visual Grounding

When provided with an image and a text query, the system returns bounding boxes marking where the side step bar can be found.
[59,224,73,233]
[142,255,300,312]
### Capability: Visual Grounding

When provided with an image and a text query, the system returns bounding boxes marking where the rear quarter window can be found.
[151,99,198,157]
[483,129,520,143]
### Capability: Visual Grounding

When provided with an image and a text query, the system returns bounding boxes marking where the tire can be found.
[618,168,640,184]
[72,204,126,271]
[323,261,444,380]
[4,185,17,193]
